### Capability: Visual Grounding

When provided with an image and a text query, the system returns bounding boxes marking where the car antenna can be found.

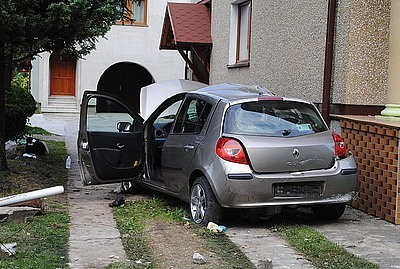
[255,85,275,96]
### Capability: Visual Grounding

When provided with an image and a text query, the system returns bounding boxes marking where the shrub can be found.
[5,85,36,141]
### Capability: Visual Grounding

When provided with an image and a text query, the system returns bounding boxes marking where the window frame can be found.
[172,98,213,135]
[86,96,137,133]
[116,0,148,26]
[228,0,252,68]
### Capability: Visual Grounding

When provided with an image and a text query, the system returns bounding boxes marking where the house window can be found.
[228,0,251,67]
[117,0,148,26]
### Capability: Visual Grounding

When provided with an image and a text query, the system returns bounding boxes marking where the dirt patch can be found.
[146,220,224,268]
[117,194,255,269]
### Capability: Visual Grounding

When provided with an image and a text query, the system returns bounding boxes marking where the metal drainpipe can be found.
[322,0,337,125]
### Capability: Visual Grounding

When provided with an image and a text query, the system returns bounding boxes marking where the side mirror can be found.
[117,122,132,132]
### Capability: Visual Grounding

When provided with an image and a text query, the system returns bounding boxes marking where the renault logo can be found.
[292,149,300,159]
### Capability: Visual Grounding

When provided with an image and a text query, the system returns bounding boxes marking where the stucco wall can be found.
[332,0,390,105]
[210,0,391,106]
[210,0,327,103]
[388,0,400,104]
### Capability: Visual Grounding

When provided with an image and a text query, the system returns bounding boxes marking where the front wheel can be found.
[190,177,222,225]
[312,203,346,220]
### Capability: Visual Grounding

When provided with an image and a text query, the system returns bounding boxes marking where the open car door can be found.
[78,91,144,185]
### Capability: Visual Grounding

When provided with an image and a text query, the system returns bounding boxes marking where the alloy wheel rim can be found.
[190,184,206,224]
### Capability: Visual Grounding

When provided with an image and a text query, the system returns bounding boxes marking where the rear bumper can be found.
[212,155,358,208]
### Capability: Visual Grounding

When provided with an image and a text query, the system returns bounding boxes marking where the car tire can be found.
[190,177,222,225]
[312,203,346,220]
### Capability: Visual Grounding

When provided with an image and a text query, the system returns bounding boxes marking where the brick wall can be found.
[340,119,399,224]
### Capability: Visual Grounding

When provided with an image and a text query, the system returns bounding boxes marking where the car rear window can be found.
[224,100,327,137]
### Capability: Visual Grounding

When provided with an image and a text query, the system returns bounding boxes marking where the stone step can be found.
[48,96,77,105]
[46,101,77,107]
[41,105,79,113]
[41,96,79,113]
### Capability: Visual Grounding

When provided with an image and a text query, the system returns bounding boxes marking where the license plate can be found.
[273,182,323,198]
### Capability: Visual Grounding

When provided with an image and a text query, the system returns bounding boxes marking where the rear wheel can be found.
[312,203,346,220]
[190,177,222,225]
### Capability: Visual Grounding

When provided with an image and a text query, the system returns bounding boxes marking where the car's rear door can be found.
[78,91,144,185]
[161,96,214,194]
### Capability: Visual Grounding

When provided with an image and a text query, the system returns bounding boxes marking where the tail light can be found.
[216,137,249,165]
[333,133,347,159]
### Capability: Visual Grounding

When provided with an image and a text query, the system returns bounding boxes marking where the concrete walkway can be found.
[227,227,315,269]
[227,206,400,269]
[30,113,127,269]
[313,207,400,269]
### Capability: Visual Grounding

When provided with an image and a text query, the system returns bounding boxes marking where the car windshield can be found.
[224,100,327,137]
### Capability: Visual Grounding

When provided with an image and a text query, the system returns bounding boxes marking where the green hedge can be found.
[5,85,36,140]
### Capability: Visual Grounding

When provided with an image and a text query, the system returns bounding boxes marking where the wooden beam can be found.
[177,48,204,83]
[191,46,210,84]
[191,46,210,73]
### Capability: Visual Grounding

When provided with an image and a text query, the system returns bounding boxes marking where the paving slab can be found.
[30,113,127,269]
[227,227,315,269]
[68,184,126,269]
[312,206,400,269]
[226,204,400,269]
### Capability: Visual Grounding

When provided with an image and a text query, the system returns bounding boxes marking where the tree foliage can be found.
[0,0,132,171]
[0,0,124,60]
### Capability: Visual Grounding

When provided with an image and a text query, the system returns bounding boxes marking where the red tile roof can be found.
[160,2,212,50]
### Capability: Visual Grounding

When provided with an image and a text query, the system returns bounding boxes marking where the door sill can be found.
[143,180,165,191]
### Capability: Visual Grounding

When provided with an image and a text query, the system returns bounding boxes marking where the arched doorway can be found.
[49,52,76,96]
[97,62,154,113]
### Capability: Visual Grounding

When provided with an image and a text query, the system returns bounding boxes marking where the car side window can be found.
[86,96,136,133]
[173,98,212,134]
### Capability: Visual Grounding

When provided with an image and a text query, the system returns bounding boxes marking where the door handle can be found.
[184,145,195,151]
[117,142,125,149]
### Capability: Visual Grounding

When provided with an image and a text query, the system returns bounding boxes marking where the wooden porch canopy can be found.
[159,2,212,84]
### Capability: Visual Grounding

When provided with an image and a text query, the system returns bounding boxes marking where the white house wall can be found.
[31,52,51,108]
[31,0,190,112]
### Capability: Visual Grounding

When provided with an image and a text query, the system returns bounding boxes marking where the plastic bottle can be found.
[66,156,71,169]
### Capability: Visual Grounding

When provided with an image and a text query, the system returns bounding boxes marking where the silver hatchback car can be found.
[78,83,358,225]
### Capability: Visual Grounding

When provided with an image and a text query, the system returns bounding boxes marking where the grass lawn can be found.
[275,224,378,269]
[25,125,53,136]
[0,140,70,269]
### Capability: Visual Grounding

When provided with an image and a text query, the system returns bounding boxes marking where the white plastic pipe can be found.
[0,186,64,207]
